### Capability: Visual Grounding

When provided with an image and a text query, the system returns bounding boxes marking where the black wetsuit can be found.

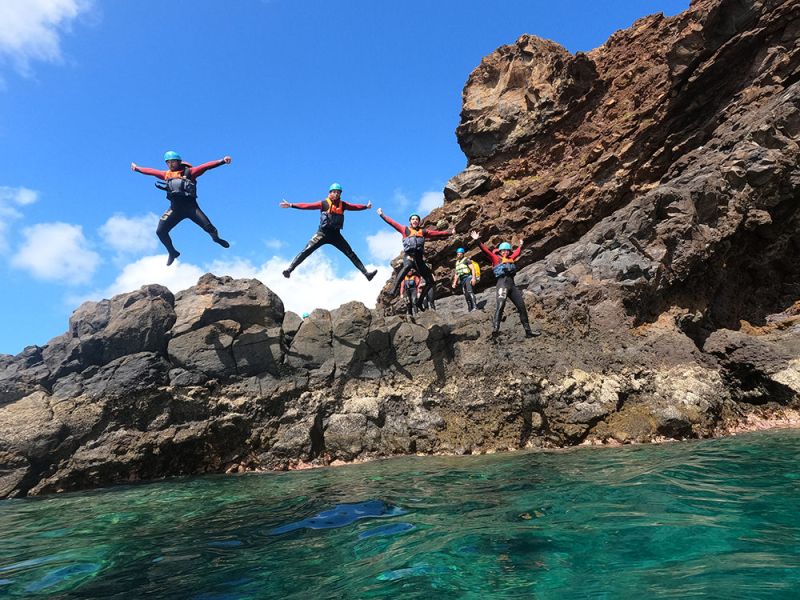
[157,200,223,256]
[285,198,372,277]
[402,277,419,316]
[455,257,478,311]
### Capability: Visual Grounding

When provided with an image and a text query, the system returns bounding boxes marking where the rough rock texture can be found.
[1,0,799,497]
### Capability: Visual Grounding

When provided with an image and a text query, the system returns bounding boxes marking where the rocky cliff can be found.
[2,0,799,498]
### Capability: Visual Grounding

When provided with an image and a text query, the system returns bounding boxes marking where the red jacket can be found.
[478,241,521,267]
[134,159,226,181]
[379,213,451,239]
[290,199,369,211]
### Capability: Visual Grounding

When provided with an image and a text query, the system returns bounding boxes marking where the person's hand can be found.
[377,208,383,216]
[470,230,479,240]
[366,200,372,209]
[131,162,137,171]
[471,276,476,286]
[223,156,232,164]
[518,239,524,247]
[451,281,457,289]
[280,199,291,208]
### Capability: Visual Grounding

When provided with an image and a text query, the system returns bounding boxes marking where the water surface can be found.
[2,430,800,598]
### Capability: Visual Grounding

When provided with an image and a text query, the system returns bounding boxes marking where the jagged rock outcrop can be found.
[1,0,799,497]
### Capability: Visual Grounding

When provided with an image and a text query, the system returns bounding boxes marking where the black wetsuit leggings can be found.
[494,275,530,330]
[403,287,418,315]
[390,253,435,309]
[459,275,478,311]
[287,228,369,275]
[157,200,220,255]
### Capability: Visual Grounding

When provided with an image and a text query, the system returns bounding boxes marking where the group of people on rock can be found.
[131,151,539,338]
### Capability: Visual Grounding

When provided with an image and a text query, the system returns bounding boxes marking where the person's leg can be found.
[389,255,415,295]
[410,288,418,315]
[416,258,436,310]
[156,207,184,265]
[507,283,538,337]
[492,277,511,334]
[188,204,229,248]
[284,230,327,277]
[329,231,377,280]
[461,277,476,311]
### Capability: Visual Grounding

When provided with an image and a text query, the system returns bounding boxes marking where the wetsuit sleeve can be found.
[134,166,167,180]
[478,242,500,266]
[290,201,324,210]
[380,213,407,236]
[342,201,369,211]
[423,228,451,238]
[510,247,522,261]
[190,159,226,178]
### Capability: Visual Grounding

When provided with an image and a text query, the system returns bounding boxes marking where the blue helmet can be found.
[163,150,181,162]
[301,312,311,319]
[329,183,343,192]
[456,247,465,254]
[498,242,513,251]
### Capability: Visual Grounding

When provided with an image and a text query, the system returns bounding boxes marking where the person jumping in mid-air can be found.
[470,230,539,338]
[377,209,453,310]
[131,151,231,266]
[280,183,377,280]
[400,268,421,316]
[451,247,478,312]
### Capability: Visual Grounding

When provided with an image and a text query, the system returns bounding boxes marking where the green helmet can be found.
[163,151,182,162]
[329,183,343,192]
[498,242,512,251]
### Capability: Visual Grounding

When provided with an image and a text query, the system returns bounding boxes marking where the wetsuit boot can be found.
[521,318,540,338]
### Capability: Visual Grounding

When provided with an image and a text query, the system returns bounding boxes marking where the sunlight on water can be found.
[2,430,800,598]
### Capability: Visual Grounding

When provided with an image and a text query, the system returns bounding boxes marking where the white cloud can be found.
[366,230,402,262]
[98,213,159,254]
[11,222,99,284]
[0,0,92,77]
[417,191,444,216]
[99,254,205,298]
[0,186,38,252]
[207,252,392,315]
[264,238,285,250]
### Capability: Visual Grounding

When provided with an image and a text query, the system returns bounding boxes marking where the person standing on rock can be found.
[451,247,479,311]
[470,230,538,338]
[400,268,421,316]
[377,209,453,310]
[131,151,232,266]
[280,183,377,280]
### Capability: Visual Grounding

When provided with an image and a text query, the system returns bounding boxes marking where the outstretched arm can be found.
[342,200,373,211]
[190,156,231,178]
[131,163,167,180]
[423,227,454,239]
[471,231,497,264]
[376,209,406,235]
[280,200,324,210]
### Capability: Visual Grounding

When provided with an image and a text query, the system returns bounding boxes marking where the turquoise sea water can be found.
[2,430,800,599]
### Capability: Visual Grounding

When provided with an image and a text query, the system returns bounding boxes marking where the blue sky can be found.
[0,0,689,355]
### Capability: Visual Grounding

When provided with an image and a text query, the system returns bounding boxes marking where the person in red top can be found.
[470,230,539,338]
[131,151,231,266]
[280,183,377,280]
[399,268,421,316]
[378,209,453,310]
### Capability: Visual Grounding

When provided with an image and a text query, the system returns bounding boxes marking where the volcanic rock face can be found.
[1,0,799,498]
[398,0,800,337]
